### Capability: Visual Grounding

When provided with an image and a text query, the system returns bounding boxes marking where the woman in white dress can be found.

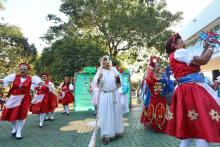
[94,55,124,145]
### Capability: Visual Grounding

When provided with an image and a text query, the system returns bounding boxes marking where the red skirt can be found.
[49,93,58,111]
[30,94,51,114]
[59,92,73,105]
[140,95,167,132]
[165,83,220,142]
[140,106,150,127]
[1,94,31,122]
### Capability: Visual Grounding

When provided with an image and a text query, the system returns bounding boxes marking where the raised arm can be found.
[190,45,214,66]
[0,74,16,87]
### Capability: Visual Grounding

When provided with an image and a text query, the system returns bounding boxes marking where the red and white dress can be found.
[140,71,167,132]
[30,80,58,114]
[1,74,41,122]
[58,83,74,105]
[166,49,220,142]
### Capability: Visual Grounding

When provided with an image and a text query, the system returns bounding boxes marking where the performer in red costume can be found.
[30,73,57,127]
[165,33,220,147]
[59,76,74,115]
[140,56,167,132]
[0,63,41,139]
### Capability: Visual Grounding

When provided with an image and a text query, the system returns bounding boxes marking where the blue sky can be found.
[0,0,214,53]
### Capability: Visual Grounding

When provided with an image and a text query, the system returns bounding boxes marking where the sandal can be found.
[102,137,111,145]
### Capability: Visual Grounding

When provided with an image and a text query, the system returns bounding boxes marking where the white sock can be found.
[11,121,17,133]
[63,106,66,113]
[66,105,69,114]
[47,112,51,118]
[50,112,54,119]
[180,138,193,147]
[16,120,25,137]
[39,113,45,126]
[45,113,49,119]
[196,139,210,147]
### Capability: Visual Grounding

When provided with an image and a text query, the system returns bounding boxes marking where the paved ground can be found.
[0,105,220,147]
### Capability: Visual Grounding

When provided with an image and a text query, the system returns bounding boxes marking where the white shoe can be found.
[39,122,43,128]
[16,131,22,139]
[50,115,54,121]
[45,116,49,121]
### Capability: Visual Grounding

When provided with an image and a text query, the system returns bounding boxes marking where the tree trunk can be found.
[112,51,118,57]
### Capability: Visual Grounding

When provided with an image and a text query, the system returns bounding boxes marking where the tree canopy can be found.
[35,37,108,82]
[43,0,182,57]
[0,24,37,77]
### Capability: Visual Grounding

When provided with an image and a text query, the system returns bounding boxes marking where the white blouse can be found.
[174,49,194,66]
[59,82,74,91]
[3,74,42,89]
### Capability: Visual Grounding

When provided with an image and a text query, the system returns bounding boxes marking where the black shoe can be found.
[102,137,111,145]
[115,133,123,139]
[62,112,66,115]
[11,132,16,137]
[15,136,23,140]
[66,113,70,115]
[44,118,50,121]
[50,118,54,121]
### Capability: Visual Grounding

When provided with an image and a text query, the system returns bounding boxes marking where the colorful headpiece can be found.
[41,72,49,77]
[165,33,182,54]
[116,65,124,73]
[149,56,161,69]
[18,63,31,70]
[171,33,181,50]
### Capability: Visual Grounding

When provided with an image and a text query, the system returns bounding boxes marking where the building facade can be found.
[179,0,220,81]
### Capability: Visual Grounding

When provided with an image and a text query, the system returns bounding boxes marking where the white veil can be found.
[93,55,119,86]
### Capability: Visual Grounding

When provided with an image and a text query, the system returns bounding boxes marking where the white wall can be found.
[179,0,220,40]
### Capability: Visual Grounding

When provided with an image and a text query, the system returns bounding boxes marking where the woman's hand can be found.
[190,45,214,66]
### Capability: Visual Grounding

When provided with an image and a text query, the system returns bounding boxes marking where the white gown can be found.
[95,67,124,138]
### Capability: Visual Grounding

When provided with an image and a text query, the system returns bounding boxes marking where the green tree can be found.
[0,24,37,77]
[35,37,107,82]
[43,0,182,57]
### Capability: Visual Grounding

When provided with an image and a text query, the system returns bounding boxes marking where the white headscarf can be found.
[100,55,112,67]
[93,55,118,86]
